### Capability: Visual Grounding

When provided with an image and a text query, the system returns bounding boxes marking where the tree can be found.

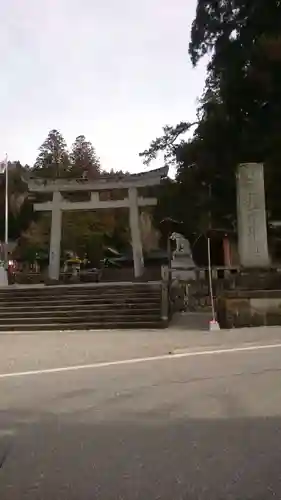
[140,0,281,236]
[140,100,237,237]
[33,129,70,178]
[139,121,197,166]
[190,0,281,221]
[189,0,281,159]
[14,215,51,263]
[70,135,100,179]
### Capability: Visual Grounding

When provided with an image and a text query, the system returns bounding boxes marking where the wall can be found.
[217,290,281,328]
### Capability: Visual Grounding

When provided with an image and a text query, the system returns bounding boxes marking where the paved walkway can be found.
[1,324,281,375]
[1,326,281,498]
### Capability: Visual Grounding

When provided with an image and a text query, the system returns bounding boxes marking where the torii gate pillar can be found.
[49,191,63,281]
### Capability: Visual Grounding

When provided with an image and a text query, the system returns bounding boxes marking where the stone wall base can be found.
[217,290,281,328]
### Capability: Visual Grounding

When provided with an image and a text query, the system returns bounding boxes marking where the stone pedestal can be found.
[0,265,8,287]
[170,233,196,281]
[237,163,270,267]
[171,252,196,281]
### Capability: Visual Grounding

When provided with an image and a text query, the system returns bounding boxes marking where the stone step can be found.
[0,320,164,332]
[0,288,160,300]
[0,292,161,301]
[0,297,161,309]
[0,283,163,331]
[0,302,160,314]
[0,284,161,297]
[0,291,161,302]
[0,313,161,325]
[0,308,160,319]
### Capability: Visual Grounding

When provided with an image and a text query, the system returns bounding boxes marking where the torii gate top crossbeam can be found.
[27,166,168,193]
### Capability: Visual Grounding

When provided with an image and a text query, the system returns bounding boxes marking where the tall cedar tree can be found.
[140,0,281,234]
[70,135,100,179]
[33,129,70,178]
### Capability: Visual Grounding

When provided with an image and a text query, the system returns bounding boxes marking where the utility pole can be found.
[207,182,220,329]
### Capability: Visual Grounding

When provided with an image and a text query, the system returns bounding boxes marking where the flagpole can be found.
[4,155,8,265]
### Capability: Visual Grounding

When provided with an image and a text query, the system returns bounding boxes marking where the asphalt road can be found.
[1,328,281,499]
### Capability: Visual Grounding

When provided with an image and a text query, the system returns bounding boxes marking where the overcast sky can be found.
[0,0,206,173]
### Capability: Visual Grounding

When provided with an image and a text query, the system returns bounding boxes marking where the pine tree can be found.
[33,129,70,178]
[70,135,100,179]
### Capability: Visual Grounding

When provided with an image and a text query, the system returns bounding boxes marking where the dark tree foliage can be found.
[70,135,101,179]
[0,162,35,240]
[140,0,281,236]
[33,129,70,178]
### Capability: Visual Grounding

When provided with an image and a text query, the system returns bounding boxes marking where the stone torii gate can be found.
[27,166,168,280]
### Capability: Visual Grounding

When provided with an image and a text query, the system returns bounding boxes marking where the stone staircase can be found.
[0,283,164,331]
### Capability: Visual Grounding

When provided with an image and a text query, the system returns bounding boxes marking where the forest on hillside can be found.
[1,130,133,264]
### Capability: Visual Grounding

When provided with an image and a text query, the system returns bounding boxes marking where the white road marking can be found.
[0,342,281,380]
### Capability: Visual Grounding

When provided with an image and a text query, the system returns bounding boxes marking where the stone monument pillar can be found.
[236,163,270,267]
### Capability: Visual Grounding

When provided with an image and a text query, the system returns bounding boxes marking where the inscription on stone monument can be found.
[237,163,269,267]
